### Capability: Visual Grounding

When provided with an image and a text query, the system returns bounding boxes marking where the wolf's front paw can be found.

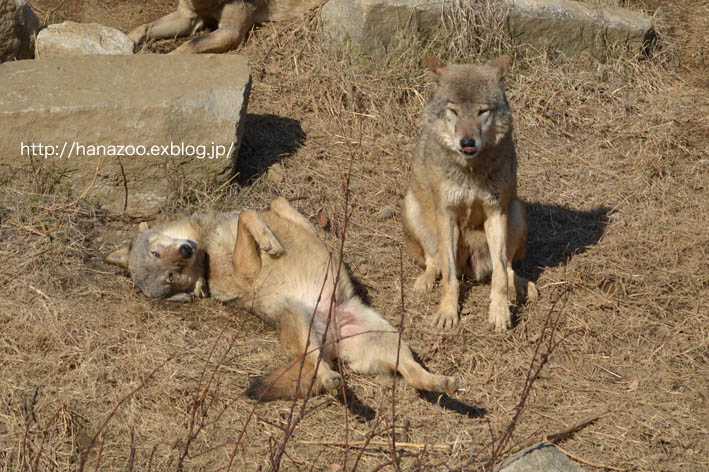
[258,229,284,256]
[433,304,459,330]
[192,278,208,299]
[488,298,511,332]
[413,272,436,293]
[526,280,539,302]
[321,371,341,393]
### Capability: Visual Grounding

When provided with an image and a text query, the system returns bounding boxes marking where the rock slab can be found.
[321,0,654,55]
[0,0,39,62]
[321,0,441,51]
[494,442,585,472]
[508,0,654,55]
[36,21,135,58]
[0,55,251,216]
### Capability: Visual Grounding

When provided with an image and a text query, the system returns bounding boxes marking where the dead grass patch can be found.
[3,0,708,470]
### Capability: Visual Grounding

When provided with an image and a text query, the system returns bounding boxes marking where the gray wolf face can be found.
[424,55,512,161]
[105,227,204,300]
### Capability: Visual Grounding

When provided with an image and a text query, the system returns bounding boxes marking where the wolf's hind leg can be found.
[337,301,458,395]
[246,307,340,401]
[507,199,537,302]
[402,191,441,293]
[280,307,341,393]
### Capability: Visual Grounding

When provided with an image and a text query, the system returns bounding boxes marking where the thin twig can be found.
[299,440,453,450]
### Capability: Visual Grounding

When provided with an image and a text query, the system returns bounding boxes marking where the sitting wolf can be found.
[106,197,458,400]
[402,55,538,332]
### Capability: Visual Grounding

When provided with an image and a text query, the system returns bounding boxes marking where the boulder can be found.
[0,55,251,216]
[494,442,585,472]
[321,0,654,55]
[0,0,39,62]
[321,0,441,51]
[507,0,654,55]
[36,21,134,58]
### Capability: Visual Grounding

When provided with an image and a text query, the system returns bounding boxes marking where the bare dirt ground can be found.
[1,0,707,470]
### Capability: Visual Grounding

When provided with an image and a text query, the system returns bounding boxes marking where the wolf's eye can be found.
[446,108,459,117]
[478,109,490,116]
[167,273,174,283]
[151,250,160,258]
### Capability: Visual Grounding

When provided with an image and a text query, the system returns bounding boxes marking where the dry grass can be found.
[2,0,708,470]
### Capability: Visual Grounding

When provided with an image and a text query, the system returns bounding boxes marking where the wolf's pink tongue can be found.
[462,147,477,154]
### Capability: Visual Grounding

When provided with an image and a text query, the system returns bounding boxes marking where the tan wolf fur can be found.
[128,0,326,54]
[105,197,458,400]
[402,55,538,332]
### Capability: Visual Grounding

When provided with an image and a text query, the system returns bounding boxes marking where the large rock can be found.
[321,0,440,51]
[321,0,654,55]
[36,21,134,58]
[0,55,251,216]
[494,442,585,472]
[0,0,39,62]
[507,0,654,55]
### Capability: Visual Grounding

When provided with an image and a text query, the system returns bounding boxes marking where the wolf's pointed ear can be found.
[488,55,511,80]
[104,246,130,268]
[424,54,444,78]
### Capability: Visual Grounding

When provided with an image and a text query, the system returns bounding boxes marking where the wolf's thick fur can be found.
[402,55,538,332]
[128,0,325,54]
[106,197,458,400]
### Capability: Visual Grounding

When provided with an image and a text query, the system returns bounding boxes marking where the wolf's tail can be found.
[245,359,324,401]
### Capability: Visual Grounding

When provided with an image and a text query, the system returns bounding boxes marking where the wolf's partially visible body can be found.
[128,0,325,54]
[106,197,458,400]
[402,55,538,332]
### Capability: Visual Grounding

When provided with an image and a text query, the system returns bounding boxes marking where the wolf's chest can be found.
[441,171,497,208]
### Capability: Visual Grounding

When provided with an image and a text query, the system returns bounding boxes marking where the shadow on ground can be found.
[520,203,611,280]
[234,113,306,185]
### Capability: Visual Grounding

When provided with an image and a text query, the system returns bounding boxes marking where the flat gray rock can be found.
[507,0,654,55]
[0,0,39,62]
[321,0,654,56]
[36,21,135,58]
[0,54,251,216]
[494,442,585,472]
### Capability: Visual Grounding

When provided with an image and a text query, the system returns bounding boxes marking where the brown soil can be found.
[2,0,707,470]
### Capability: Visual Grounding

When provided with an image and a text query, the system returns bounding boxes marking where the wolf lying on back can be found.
[128,0,326,54]
[402,55,538,332]
[105,197,458,400]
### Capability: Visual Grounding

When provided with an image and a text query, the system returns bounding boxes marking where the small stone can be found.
[376,205,396,220]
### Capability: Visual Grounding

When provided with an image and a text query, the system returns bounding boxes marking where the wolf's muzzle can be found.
[460,137,478,156]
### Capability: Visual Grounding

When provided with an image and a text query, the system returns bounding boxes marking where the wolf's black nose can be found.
[179,243,194,258]
[460,138,477,149]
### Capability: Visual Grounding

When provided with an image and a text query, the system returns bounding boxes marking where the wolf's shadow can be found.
[234,113,306,185]
[518,203,611,280]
